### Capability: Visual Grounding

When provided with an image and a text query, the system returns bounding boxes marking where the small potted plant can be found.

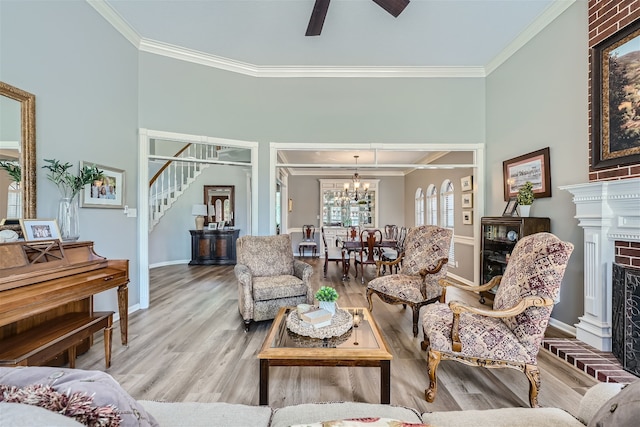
[315,286,339,315]
[516,181,534,217]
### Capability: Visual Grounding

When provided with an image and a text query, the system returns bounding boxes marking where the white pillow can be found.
[0,403,84,426]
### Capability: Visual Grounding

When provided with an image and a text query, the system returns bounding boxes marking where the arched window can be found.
[440,180,455,264]
[440,180,454,229]
[425,184,437,225]
[414,188,424,226]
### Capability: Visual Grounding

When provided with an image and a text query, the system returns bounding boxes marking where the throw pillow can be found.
[587,379,640,427]
[0,366,159,427]
[291,418,431,427]
[0,384,120,426]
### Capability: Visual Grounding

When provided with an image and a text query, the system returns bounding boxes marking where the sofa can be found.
[0,366,636,427]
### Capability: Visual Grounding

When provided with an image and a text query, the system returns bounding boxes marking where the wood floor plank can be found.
[75,258,597,415]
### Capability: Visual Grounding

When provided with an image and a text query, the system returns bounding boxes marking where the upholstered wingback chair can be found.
[366,225,452,337]
[421,232,574,408]
[234,234,313,332]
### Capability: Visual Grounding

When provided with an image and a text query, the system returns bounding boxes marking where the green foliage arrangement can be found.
[315,286,339,302]
[0,161,21,182]
[42,159,104,199]
[517,181,535,206]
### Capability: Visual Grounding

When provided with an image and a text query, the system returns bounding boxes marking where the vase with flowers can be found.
[42,159,103,241]
[516,181,534,217]
[315,286,339,316]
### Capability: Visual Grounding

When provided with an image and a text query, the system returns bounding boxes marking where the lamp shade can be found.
[192,204,207,216]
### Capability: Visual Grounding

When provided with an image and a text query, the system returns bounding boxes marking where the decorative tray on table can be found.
[286,308,353,339]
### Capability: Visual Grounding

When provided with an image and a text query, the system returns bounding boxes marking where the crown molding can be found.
[89,0,574,79]
[485,0,576,76]
[87,0,141,48]
[139,38,485,78]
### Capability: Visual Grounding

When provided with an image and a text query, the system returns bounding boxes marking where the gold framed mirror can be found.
[204,185,234,227]
[0,81,36,224]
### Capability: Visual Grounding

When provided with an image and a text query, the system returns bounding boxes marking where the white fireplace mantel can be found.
[560,178,640,351]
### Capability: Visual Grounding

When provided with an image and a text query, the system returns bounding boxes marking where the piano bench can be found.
[0,311,114,369]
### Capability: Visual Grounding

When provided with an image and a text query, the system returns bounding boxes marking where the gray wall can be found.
[1,1,140,313]
[138,53,486,234]
[486,1,589,325]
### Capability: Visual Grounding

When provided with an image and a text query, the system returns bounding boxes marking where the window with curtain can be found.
[440,180,455,265]
[426,184,437,225]
[415,188,424,226]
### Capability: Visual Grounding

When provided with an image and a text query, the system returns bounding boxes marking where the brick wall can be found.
[588,0,640,181]
[615,241,640,268]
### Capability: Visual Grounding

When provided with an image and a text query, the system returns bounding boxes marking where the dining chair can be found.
[353,228,383,283]
[298,224,317,257]
[421,232,574,407]
[381,226,407,274]
[321,227,346,278]
[366,225,452,336]
[384,224,398,240]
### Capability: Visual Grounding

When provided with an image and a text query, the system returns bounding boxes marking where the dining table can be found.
[337,236,397,282]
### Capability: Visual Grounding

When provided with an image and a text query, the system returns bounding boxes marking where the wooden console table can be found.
[189,228,240,265]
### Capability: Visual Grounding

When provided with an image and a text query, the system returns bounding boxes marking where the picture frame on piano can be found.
[20,218,62,241]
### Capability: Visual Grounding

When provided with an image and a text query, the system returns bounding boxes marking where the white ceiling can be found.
[104,0,565,68]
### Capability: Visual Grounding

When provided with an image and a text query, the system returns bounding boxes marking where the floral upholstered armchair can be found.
[366,225,453,337]
[235,234,313,332]
[421,232,574,408]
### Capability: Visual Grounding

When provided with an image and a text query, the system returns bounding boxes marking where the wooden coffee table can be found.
[257,306,392,405]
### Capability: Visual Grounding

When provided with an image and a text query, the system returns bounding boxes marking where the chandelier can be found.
[343,155,369,202]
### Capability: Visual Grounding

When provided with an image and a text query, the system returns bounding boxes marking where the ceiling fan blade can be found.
[306,0,331,36]
[372,0,410,18]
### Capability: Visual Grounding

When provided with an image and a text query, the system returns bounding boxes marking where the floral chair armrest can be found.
[293,259,314,303]
[419,257,448,277]
[234,264,254,320]
[438,275,502,293]
[447,296,555,352]
[374,252,405,276]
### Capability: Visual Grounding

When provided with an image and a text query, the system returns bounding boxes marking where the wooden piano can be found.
[0,240,129,368]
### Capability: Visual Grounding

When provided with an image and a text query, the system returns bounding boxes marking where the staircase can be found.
[149,143,219,231]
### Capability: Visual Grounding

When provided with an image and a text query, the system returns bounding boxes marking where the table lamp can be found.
[192,204,207,230]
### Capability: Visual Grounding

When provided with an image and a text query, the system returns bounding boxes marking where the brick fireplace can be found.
[561,178,640,352]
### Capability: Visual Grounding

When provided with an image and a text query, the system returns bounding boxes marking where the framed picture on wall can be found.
[460,175,473,192]
[503,147,551,201]
[462,210,473,225]
[80,162,125,209]
[592,19,640,170]
[461,193,473,208]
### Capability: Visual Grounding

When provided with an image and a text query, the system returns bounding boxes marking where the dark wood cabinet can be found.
[189,229,240,265]
[479,217,550,305]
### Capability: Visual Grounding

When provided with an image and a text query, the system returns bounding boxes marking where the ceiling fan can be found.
[306,0,410,36]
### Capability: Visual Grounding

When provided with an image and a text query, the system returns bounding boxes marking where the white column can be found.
[560,178,640,351]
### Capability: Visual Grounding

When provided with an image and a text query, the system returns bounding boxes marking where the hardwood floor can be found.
[75,258,597,414]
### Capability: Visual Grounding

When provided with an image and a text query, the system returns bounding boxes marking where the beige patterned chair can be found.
[366,225,452,337]
[421,232,574,408]
[234,234,313,332]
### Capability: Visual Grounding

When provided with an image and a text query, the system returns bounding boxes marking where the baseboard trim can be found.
[548,318,576,337]
[150,260,190,269]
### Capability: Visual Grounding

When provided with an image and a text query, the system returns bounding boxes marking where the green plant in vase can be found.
[516,181,534,217]
[315,286,339,315]
[42,159,104,241]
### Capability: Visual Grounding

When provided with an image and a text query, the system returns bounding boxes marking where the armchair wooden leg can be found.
[411,305,420,337]
[425,349,441,402]
[366,288,375,312]
[525,364,541,408]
